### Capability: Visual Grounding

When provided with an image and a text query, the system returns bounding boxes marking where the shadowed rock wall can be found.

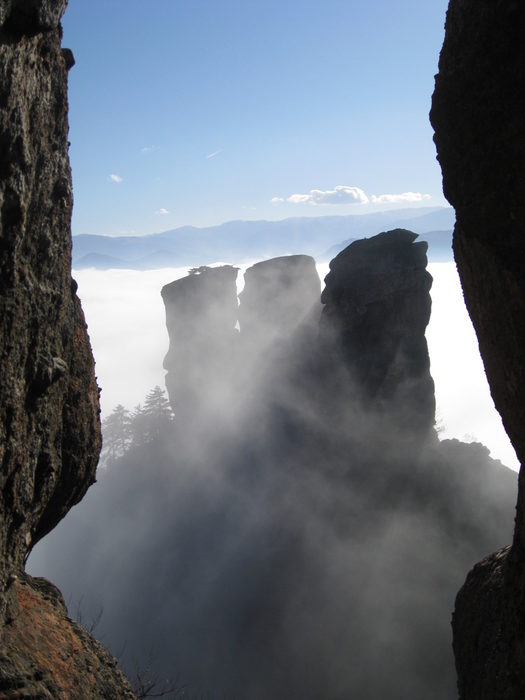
[431,1,525,697]
[0,1,134,696]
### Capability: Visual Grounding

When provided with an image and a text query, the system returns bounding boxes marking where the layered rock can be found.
[320,229,435,435]
[431,1,525,697]
[0,1,134,696]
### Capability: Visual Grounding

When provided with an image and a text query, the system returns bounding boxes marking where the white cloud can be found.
[371,192,432,204]
[109,173,123,184]
[206,149,222,160]
[270,197,284,204]
[157,208,170,216]
[285,185,369,206]
[141,146,159,155]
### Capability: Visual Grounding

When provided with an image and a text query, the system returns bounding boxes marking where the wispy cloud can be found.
[371,192,432,204]
[141,146,159,155]
[156,208,170,216]
[279,185,369,206]
[109,173,123,184]
[206,149,222,160]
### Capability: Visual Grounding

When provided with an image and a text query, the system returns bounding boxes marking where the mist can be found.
[28,232,517,699]
[72,259,517,469]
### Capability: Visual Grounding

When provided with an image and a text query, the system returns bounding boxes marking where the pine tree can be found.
[101,404,132,465]
[142,386,173,441]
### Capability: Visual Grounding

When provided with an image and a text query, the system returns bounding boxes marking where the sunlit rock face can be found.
[320,229,435,435]
[0,2,134,696]
[431,1,525,697]
[161,265,239,418]
[239,254,321,348]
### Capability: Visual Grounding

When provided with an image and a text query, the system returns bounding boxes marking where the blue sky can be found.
[62,0,450,235]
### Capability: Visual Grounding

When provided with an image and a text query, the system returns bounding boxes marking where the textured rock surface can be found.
[161,265,239,416]
[0,573,135,700]
[320,229,435,434]
[431,1,525,697]
[0,1,134,696]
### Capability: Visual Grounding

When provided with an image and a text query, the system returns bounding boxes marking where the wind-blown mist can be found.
[72,260,517,470]
[28,232,517,699]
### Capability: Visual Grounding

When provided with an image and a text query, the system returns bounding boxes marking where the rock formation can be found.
[161,264,239,419]
[320,229,435,435]
[161,257,321,422]
[239,254,321,348]
[33,228,518,699]
[0,1,134,696]
[431,1,525,697]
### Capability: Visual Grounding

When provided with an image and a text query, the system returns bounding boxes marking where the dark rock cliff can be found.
[0,1,134,696]
[320,229,435,436]
[431,1,525,697]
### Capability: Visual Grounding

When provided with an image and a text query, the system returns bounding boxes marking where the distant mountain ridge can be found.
[72,207,455,270]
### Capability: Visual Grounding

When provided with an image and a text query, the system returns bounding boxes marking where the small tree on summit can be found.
[188,265,211,275]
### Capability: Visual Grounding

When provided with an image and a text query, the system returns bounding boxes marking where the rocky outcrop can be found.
[162,236,435,441]
[320,229,435,435]
[431,1,525,697]
[1,573,135,700]
[0,1,134,696]
[161,265,239,417]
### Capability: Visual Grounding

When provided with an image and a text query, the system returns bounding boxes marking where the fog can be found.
[28,237,518,699]
[74,259,518,470]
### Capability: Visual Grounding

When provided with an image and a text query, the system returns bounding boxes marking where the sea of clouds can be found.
[73,261,518,471]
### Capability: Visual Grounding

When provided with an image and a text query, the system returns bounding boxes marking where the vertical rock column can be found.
[320,229,435,436]
[238,254,321,373]
[161,265,239,422]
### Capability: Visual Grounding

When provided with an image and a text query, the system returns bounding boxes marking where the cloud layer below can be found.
[71,262,518,470]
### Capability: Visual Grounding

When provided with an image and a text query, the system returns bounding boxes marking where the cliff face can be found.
[431,1,525,697]
[0,2,134,696]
